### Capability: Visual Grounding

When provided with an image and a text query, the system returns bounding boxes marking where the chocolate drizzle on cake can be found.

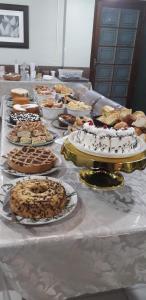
[73,123,139,155]
[10,113,40,125]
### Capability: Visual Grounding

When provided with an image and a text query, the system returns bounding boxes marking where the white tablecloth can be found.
[0,97,146,300]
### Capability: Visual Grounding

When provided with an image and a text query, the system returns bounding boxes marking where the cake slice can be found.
[97,112,119,126]
[45,132,53,141]
[20,137,32,144]
[9,134,19,143]
[32,129,46,137]
[132,117,146,128]
[119,108,132,120]
[32,136,47,145]
[101,105,115,117]
[17,130,31,138]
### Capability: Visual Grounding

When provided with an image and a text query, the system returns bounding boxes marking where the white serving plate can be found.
[0,176,78,225]
[68,132,146,158]
[1,154,62,177]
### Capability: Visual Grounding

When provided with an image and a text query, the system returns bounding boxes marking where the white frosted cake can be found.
[72,123,139,155]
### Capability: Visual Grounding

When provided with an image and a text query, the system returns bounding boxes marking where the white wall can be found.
[0,0,95,67]
[64,0,95,67]
[0,0,65,65]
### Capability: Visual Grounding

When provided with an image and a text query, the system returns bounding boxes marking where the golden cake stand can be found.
[61,139,146,190]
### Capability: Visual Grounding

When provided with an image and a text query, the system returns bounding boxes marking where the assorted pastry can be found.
[10,178,68,219]
[40,99,63,108]
[66,100,91,111]
[95,105,146,142]
[53,84,73,95]
[57,95,78,105]
[34,85,53,95]
[8,121,54,145]
[67,116,92,132]
[7,146,57,174]
[56,113,92,130]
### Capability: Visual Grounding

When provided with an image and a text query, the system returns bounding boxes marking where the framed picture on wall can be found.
[0,3,29,48]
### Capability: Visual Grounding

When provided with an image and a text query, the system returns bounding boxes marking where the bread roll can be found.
[101,105,115,116]
[114,121,128,129]
[140,133,146,142]
[132,111,145,119]
[119,108,132,120]
[134,127,143,136]
[132,117,146,128]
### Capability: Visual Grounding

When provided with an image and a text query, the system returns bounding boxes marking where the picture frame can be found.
[0,3,29,48]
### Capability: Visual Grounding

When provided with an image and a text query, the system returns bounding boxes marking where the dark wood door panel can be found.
[90,0,146,107]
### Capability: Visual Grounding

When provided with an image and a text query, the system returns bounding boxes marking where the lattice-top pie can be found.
[7,146,57,174]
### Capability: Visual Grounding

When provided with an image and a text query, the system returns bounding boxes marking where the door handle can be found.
[93,58,97,67]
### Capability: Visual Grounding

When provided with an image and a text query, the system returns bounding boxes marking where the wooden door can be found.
[90,0,145,107]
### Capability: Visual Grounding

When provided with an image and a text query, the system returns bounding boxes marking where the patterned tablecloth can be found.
[0,97,146,300]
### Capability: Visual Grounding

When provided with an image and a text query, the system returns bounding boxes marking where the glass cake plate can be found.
[68,131,146,159]
[0,176,78,225]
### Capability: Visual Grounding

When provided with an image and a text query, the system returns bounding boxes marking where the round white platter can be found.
[0,176,78,225]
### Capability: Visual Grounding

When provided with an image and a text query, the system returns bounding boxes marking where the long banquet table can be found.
[0,95,146,300]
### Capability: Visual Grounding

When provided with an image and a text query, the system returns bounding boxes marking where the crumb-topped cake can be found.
[72,122,139,155]
[10,179,67,219]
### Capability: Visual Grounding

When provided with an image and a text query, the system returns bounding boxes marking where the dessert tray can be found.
[1,154,62,177]
[0,176,78,225]
[61,138,146,190]
[7,130,57,147]
[7,121,57,147]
